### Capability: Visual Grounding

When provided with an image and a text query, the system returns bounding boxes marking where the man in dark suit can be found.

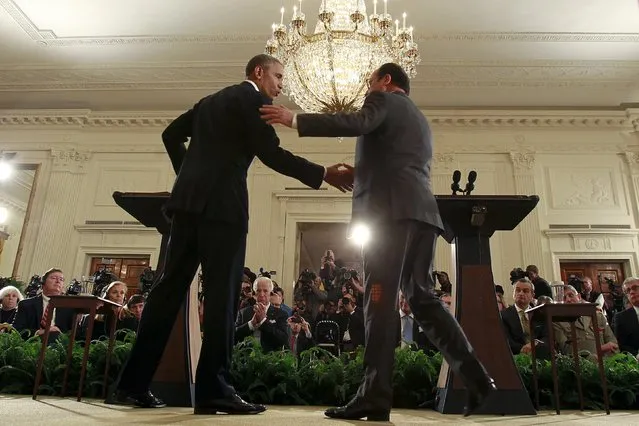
[261,63,495,420]
[287,315,315,356]
[501,278,549,359]
[235,277,289,352]
[614,278,639,356]
[13,268,75,339]
[341,296,365,351]
[108,54,352,415]
[397,292,437,353]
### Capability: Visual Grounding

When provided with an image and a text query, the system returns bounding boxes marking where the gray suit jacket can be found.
[297,91,443,230]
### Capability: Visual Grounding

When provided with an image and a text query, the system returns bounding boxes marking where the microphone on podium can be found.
[464,171,477,195]
[451,170,462,195]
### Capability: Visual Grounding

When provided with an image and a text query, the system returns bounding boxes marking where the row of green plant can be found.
[1,329,638,410]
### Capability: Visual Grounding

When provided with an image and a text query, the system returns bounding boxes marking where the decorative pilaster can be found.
[29,148,91,274]
[509,151,544,270]
[432,153,455,280]
[623,152,639,225]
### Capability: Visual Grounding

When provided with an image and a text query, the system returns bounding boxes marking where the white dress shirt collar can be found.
[244,79,259,92]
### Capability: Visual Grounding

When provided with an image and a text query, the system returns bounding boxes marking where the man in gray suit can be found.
[260,63,495,419]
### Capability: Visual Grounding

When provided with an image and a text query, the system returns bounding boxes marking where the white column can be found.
[29,148,91,275]
[509,151,544,271]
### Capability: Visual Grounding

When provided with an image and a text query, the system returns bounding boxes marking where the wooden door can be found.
[89,256,151,296]
[559,261,625,295]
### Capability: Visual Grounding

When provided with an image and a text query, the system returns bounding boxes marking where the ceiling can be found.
[0,0,638,111]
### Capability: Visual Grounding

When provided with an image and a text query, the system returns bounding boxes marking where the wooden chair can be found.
[526,302,610,415]
[32,295,122,401]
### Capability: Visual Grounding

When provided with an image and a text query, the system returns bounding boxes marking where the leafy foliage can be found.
[2,330,638,410]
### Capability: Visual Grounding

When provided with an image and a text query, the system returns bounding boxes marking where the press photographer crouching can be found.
[293,269,328,321]
[335,267,364,307]
[287,314,314,356]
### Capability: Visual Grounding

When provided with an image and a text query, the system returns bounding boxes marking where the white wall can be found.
[1,108,638,304]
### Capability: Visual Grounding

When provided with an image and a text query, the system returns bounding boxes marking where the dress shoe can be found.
[105,389,166,408]
[325,399,390,422]
[194,393,266,415]
[463,379,497,417]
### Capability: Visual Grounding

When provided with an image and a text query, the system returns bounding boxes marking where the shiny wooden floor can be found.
[0,395,636,425]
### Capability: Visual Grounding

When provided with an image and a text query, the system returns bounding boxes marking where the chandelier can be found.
[265,0,420,113]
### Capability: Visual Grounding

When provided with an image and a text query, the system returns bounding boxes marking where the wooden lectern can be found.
[113,191,202,407]
[434,195,539,415]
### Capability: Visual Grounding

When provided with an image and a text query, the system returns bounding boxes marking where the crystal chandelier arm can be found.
[297,92,388,137]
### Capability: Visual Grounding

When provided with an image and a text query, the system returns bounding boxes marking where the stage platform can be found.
[0,395,636,425]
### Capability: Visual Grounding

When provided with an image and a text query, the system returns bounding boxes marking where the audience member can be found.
[0,285,22,327]
[397,291,436,353]
[614,277,639,357]
[287,315,314,356]
[525,265,552,298]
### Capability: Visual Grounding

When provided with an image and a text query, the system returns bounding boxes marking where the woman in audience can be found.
[0,285,23,328]
[495,293,508,311]
[82,281,139,339]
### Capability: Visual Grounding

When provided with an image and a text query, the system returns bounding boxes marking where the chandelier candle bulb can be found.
[280,7,285,25]
[402,12,406,29]
[264,0,420,113]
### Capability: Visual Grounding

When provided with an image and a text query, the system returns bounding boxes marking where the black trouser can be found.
[117,212,246,403]
[355,220,489,410]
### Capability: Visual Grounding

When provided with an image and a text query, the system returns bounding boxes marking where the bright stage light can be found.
[349,223,371,247]
[0,161,12,181]
[0,207,8,224]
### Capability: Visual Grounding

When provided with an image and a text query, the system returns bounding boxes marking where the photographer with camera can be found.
[334,267,364,307]
[319,249,337,282]
[293,269,327,321]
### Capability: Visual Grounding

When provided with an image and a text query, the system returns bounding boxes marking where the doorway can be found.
[297,222,361,277]
[89,256,151,296]
[559,260,626,295]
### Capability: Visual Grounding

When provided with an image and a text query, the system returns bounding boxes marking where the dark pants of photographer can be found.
[115,212,246,403]
[356,220,489,410]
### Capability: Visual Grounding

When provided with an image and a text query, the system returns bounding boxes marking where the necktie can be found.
[40,304,53,329]
[519,310,531,344]
[402,315,414,343]
[290,334,297,355]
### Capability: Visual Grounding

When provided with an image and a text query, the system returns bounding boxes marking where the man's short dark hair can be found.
[245,54,281,77]
[525,265,539,274]
[127,294,145,308]
[274,287,284,297]
[377,63,410,95]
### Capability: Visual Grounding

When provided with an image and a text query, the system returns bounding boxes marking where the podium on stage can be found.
[435,195,539,415]
[113,191,201,407]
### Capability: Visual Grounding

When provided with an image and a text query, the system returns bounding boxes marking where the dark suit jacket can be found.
[344,308,365,348]
[614,307,639,355]
[501,305,547,355]
[532,277,553,299]
[162,81,324,230]
[296,91,443,231]
[12,295,75,337]
[235,305,289,352]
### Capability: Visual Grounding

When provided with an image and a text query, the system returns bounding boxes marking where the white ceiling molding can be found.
[0,109,634,131]
[0,60,636,92]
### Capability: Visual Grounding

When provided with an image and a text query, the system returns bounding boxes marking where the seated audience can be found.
[580,276,605,312]
[287,315,314,356]
[127,294,145,321]
[271,286,292,317]
[81,281,139,340]
[340,295,364,352]
[554,285,618,360]
[397,291,436,353]
[496,292,508,311]
[235,277,289,352]
[0,285,23,328]
[13,268,76,339]
[614,277,639,357]
[501,278,549,358]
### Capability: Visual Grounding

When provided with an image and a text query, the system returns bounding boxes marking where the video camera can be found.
[66,278,83,295]
[139,267,156,297]
[296,269,317,296]
[566,275,585,293]
[25,275,42,298]
[92,268,116,297]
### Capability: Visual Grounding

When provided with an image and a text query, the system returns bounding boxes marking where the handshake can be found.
[324,163,354,193]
